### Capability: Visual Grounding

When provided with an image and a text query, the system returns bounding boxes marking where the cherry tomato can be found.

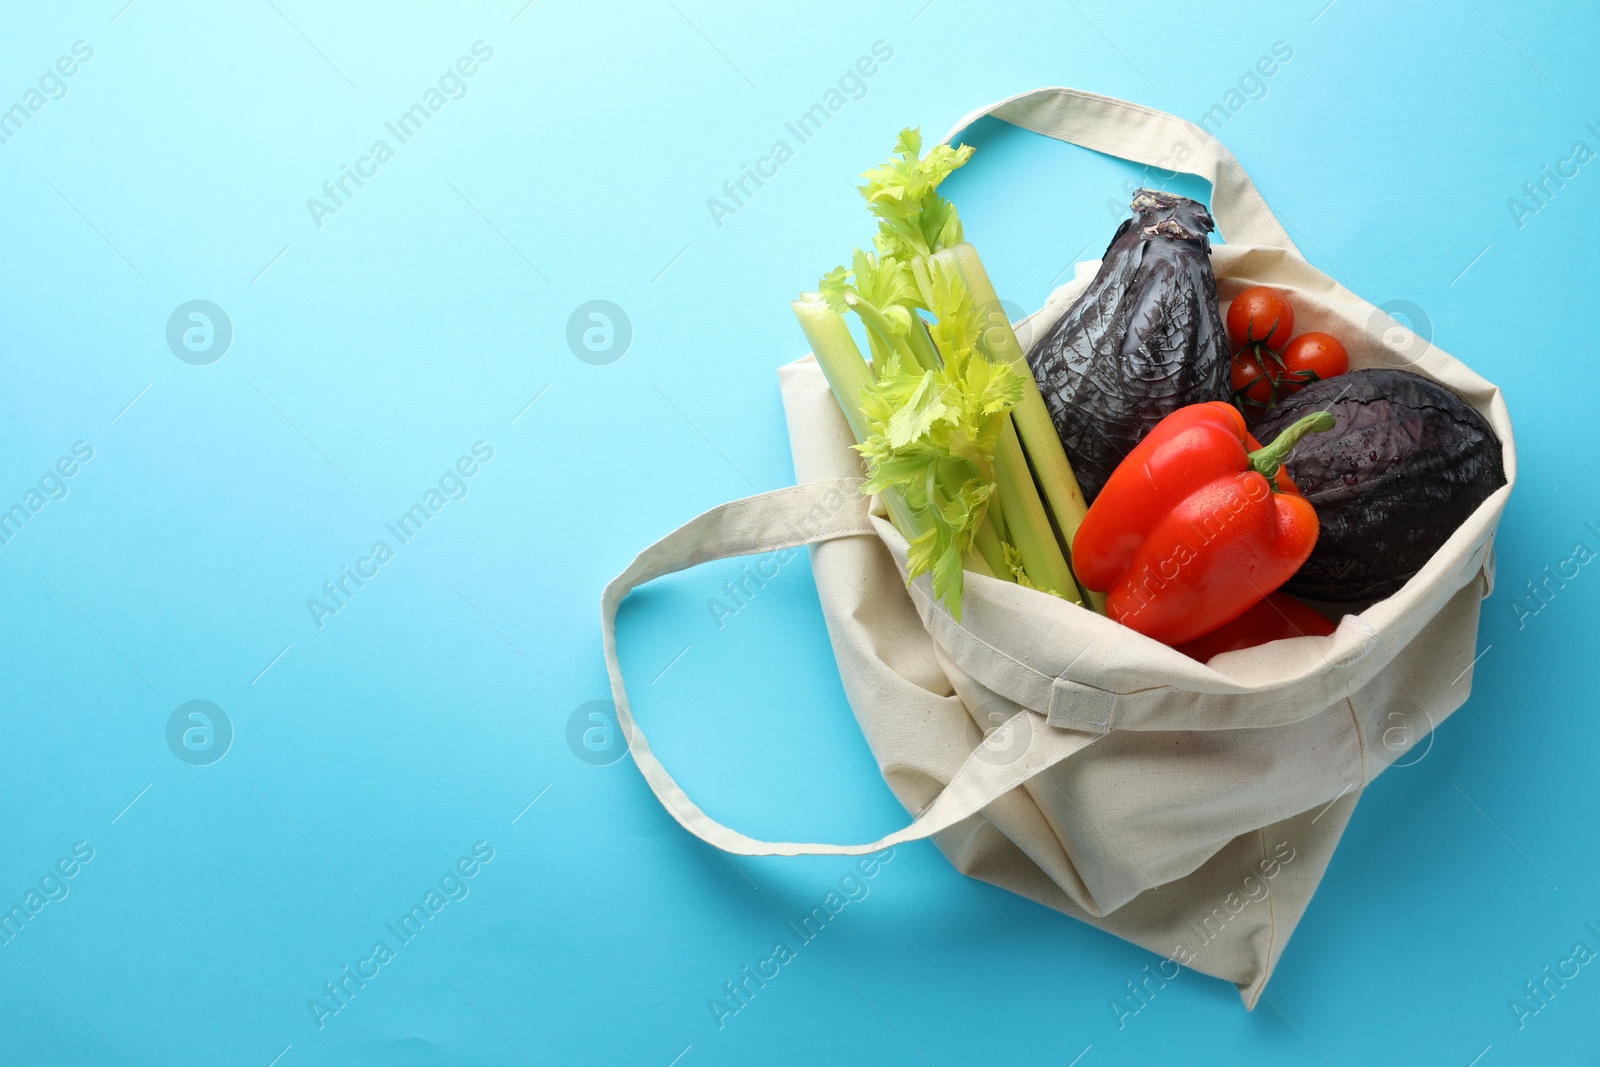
[1279,332,1348,383]
[1231,349,1274,407]
[1232,331,1349,417]
[1226,286,1294,351]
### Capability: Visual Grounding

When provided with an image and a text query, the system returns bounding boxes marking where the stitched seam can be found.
[615,479,873,599]
[627,517,876,588]
[999,89,1191,135]
[1052,679,1111,729]
[725,481,874,557]
[1257,827,1280,996]
[1343,695,1369,785]
[734,524,875,558]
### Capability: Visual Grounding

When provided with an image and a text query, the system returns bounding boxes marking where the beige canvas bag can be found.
[600,88,1515,1007]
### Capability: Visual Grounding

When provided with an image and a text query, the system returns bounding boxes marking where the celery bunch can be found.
[853,261,1024,610]
[795,129,1096,618]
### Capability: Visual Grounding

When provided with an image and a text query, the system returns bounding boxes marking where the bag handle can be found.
[941,86,1302,256]
[600,478,1104,857]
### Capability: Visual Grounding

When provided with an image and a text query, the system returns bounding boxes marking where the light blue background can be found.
[1,1,1595,1064]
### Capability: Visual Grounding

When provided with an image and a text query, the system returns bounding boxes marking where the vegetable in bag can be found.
[1254,368,1506,602]
[1028,189,1231,501]
[1071,401,1333,645]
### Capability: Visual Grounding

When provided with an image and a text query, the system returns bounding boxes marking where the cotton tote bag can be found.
[601,87,1516,1007]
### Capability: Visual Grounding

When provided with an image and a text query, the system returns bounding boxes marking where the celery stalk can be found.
[793,298,920,537]
[845,294,925,371]
[942,244,1104,612]
[793,296,873,441]
[805,127,1095,617]
[971,518,1008,579]
[905,317,943,372]
[944,244,1092,540]
[851,295,1018,575]
[841,290,1027,577]
[902,259,1075,604]
[793,297,999,583]
[903,255,1079,603]
[992,421,1081,603]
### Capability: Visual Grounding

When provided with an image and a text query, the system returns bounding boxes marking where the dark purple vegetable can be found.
[1027,189,1230,501]
[1255,369,1506,602]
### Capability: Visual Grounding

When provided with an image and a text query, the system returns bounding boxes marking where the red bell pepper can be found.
[1175,591,1337,662]
[1071,401,1334,645]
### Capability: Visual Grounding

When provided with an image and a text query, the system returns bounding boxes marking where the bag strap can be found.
[600,478,1104,857]
[941,86,1302,256]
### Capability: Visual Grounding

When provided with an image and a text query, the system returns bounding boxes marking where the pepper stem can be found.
[1247,410,1335,483]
